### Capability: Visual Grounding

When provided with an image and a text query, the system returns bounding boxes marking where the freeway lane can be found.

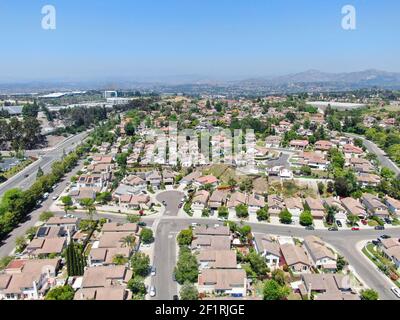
[0,160,85,258]
[0,131,89,197]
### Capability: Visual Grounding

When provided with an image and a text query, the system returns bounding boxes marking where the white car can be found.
[191,222,198,228]
[149,286,156,297]
[391,287,400,298]
[52,196,58,201]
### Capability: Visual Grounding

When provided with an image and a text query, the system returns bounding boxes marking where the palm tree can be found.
[80,198,96,220]
[121,235,136,249]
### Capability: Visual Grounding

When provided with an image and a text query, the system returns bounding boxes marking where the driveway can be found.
[156,191,184,216]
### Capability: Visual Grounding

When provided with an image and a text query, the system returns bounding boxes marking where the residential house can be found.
[303,236,337,271]
[0,259,60,300]
[315,140,334,152]
[208,190,229,213]
[265,136,282,148]
[379,238,400,270]
[118,194,151,210]
[146,171,162,189]
[194,175,219,188]
[323,197,347,220]
[198,269,247,297]
[280,243,312,274]
[289,140,309,150]
[341,197,366,218]
[304,197,325,220]
[298,274,359,300]
[191,190,210,213]
[361,193,390,218]
[247,193,265,215]
[254,235,281,270]
[198,250,237,270]
[284,197,304,221]
[268,194,285,216]
[384,196,400,216]
[357,173,381,187]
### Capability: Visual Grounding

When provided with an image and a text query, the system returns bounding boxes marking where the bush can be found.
[235,204,249,218]
[299,210,313,226]
[45,285,75,300]
[279,209,292,224]
[140,228,154,244]
[39,211,54,222]
[218,206,229,218]
[177,229,193,246]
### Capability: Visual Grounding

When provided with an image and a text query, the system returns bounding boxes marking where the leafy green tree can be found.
[279,209,292,224]
[126,215,141,223]
[271,269,286,286]
[131,252,150,277]
[177,229,193,246]
[95,192,112,204]
[36,166,44,179]
[218,206,229,218]
[121,235,136,249]
[45,285,75,300]
[113,254,128,265]
[66,241,85,276]
[174,247,198,284]
[360,289,379,300]
[263,279,290,300]
[140,228,154,244]
[15,236,27,253]
[256,207,269,221]
[347,214,360,226]
[235,204,249,218]
[247,250,269,278]
[127,276,146,298]
[299,210,313,226]
[180,282,199,300]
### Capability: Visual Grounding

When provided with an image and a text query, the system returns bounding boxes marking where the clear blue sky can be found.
[0,0,399,82]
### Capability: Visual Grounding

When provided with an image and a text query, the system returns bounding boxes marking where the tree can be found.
[140,228,154,244]
[317,182,325,195]
[256,207,269,221]
[300,165,312,176]
[80,198,96,220]
[174,247,198,284]
[271,269,286,286]
[36,166,44,179]
[235,204,249,218]
[127,276,147,297]
[127,215,141,223]
[218,206,229,218]
[177,229,193,246]
[180,282,199,300]
[263,279,290,300]
[347,214,360,226]
[113,254,128,265]
[65,241,85,276]
[124,121,136,136]
[38,211,54,222]
[326,206,336,225]
[299,210,313,226]
[360,289,379,300]
[61,196,73,214]
[121,235,136,249]
[45,285,75,300]
[131,252,150,277]
[247,250,269,278]
[279,209,292,224]
[15,236,27,253]
[95,192,112,204]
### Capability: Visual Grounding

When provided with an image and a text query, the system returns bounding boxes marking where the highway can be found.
[0,131,88,197]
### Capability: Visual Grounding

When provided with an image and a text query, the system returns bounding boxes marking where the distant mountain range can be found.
[2,69,400,95]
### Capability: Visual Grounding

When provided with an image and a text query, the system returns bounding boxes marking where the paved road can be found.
[148,216,400,300]
[0,131,89,197]
[0,160,85,258]
[155,191,184,217]
[346,133,400,176]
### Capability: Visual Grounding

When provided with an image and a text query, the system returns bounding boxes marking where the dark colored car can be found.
[138,222,147,227]
[380,235,391,240]
[173,295,179,300]
[336,220,342,228]
[305,226,315,231]
[328,227,338,231]
[384,218,392,225]
[375,226,385,231]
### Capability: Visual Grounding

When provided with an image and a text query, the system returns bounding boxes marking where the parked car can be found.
[372,240,380,246]
[361,219,368,225]
[173,295,179,300]
[151,266,156,276]
[191,222,199,228]
[305,226,315,231]
[351,227,360,231]
[391,287,400,299]
[379,235,391,240]
[52,195,58,201]
[375,226,385,231]
[328,227,338,231]
[336,220,342,228]
[138,222,147,227]
[178,203,183,208]
[384,218,392,225]
[24,174,29,178]
[149,286,156,297]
